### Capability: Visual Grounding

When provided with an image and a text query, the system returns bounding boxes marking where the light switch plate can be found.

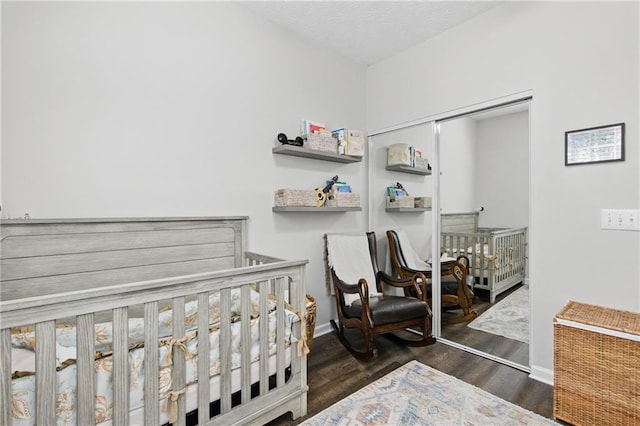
[601,209,640,230]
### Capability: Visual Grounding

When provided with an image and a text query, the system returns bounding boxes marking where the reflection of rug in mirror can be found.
[468,285,529,343]
[301,360,556,425]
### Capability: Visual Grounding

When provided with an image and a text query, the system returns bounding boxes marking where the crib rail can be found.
[1,254,308,426]
[441,227,526,302]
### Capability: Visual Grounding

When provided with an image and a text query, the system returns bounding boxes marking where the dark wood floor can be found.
[441,285,529,366]
[268,328,553,425]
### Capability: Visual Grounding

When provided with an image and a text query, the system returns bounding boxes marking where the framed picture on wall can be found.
[565,122,625,166]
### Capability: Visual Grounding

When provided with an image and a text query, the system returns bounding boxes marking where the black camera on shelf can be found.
[277,133,303,147]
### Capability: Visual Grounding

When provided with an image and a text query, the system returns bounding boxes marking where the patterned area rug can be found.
[301,360,556,425]
[468,285,529,343]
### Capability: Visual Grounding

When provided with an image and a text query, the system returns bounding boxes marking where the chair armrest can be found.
[395,264,433,277]
[456,254,470,270]
[333,277,362,294]
[451,262,475,301]
[333,274,375,325]
[332,272,372,304]
[379,270,412,287]
[378,271,429,302]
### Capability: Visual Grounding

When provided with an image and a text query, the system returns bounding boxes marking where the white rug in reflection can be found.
[468,285,529,343]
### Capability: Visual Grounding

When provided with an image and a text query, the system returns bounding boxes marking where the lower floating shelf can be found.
[385,207,432,213]
[385,164,431,175]
[273,206,362,212]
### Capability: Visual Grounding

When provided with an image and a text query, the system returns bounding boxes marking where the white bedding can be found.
[449,243,491,257]
[447,244,493,266]
[9,289,300,426]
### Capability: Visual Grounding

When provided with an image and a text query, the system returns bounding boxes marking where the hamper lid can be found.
[555,301,640,335]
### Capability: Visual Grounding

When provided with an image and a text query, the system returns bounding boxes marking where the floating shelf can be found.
[273,145,362,163]
[385,164,431,175]
[385,207,432,213]
[273,206,362,212]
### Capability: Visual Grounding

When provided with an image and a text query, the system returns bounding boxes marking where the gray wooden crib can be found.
[1,217,308,425]
[441,212,527,303]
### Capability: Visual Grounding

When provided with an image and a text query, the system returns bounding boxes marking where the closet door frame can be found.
[368,90,533,372]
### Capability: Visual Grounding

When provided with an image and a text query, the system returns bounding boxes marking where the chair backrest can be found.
[388,230,431,271]
[365,232,381,275]
[326,232,382,305]
[387,230,407,274]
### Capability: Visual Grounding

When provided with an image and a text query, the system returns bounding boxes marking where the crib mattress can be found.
[9,289,300,426]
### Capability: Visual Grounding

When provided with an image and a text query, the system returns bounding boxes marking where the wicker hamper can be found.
[306,133,337,153]
[274,189,317,207]
[325,192,360,208]
[415,156,430,170]
[553,301,640,426]
[413,196,432,208]
[386,196,414,208]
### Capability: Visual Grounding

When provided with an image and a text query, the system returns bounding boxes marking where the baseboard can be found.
[313,321,333,338]
[314,320,555,389]
[529,364,554,386]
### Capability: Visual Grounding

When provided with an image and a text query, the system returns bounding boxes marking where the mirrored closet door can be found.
[367,122,434,289]
[436,99,531,370]
[367,97,531,371]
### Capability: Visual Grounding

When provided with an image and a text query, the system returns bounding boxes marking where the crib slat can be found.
[220,288,232,414]
[112,307,129,425]
[35,320,57,424]
[294,264,308,416]
[275,278,286,386]
[491,236,498,300]
[76,313,95,425]
[240,285,251,404]
[1,328,11,426]
[259,280,270,396]
[511,234,517,277]
[197,292,210,425]
[498,235,505,282]
[478,235,486,284]
[144,301,160,426]
[172,296,186,426]
[512,235,517,277]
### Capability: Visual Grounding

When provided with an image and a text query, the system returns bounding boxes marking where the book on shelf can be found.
[332,128,365,157]
[387,143,429,169]
[301,119,326,135]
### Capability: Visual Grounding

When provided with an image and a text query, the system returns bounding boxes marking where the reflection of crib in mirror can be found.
[441,212,527,303]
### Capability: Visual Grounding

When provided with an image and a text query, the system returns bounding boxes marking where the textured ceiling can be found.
[240,1,503,65]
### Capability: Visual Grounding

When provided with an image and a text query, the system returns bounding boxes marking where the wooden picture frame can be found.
[565,123,625,166]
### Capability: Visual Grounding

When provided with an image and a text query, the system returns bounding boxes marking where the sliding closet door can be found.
[367,123,435,295]
[367,95,532,371]
[435,99,531,371]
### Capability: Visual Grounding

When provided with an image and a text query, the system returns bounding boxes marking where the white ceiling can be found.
[240,1,503,66]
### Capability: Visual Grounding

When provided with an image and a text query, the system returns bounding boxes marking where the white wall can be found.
[367,1,639,381]
[1,2,367,329]
[440,117,478,213]
[475,111,529,229]
[3,2,639,382]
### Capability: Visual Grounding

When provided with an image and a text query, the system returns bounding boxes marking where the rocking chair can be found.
[326,232,435,359]
[386,229,477,324]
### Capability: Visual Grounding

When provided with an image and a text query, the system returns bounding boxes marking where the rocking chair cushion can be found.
[425,278,459,297]
[409,277,459,299]
[344,295,430,326]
